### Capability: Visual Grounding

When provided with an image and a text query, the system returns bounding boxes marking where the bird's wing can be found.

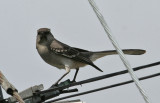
[72,47,89,52]
[50,39,103,72]
[50,39,79,58]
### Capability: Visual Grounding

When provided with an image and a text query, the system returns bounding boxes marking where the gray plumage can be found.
[36,28,146,85]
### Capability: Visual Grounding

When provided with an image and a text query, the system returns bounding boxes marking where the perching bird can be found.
[36,28,146,85]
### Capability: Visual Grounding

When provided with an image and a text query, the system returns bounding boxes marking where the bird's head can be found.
[37,28,54,45]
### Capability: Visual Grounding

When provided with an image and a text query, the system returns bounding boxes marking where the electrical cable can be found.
[88,0,151,102]
[46,72,160,103]
[37,61,160,95]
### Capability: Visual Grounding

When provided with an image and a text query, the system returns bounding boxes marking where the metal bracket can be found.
[1,79,78,103]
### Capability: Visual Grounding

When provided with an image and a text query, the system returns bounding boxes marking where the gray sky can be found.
[0,0,160,103]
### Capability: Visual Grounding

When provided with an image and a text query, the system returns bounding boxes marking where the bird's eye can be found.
[38,32,43,35]
[38,31,49,35]
[44,31,49,34]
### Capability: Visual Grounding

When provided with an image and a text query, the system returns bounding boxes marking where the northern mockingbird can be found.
[36,28,146,85]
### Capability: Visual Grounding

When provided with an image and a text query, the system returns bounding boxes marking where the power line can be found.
[46,72,160,103]
[88,0,151,103]
[37,61,160,95]
[1,61,160,103]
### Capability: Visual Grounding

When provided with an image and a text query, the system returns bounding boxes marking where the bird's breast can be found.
[36,44,87,69]
[36,44,49,54]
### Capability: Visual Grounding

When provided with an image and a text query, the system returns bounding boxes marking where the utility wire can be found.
[46,72,160,103]
[88,0,151,103]
[37,61,160,95]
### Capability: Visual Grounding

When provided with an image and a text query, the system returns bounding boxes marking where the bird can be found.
[36,28,146,86]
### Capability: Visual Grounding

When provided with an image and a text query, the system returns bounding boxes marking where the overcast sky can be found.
[0,0,160,103]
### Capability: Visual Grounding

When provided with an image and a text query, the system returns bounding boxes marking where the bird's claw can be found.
[50,83,59,88]
[71,80,76,83]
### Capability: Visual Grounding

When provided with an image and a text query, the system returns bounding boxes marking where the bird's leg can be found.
[53,65,70,86]
[72,68,79,83]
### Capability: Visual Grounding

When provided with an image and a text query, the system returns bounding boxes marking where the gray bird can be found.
[36,28,146,85]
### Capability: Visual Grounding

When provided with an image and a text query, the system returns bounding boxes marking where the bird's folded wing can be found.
[50,40,103,72]
[50,40,92,64]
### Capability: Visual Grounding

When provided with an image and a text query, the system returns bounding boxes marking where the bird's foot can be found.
[71,79,82,86]
[50,82,59,88]
[71,80,76,83]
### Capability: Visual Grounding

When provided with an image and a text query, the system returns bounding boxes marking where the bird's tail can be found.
[90,49,146,61]
[91,63,103,72]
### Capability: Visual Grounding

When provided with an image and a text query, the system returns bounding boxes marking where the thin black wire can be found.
[37,61,160,95]
[46,72,160,103]
[0,86,3,100]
